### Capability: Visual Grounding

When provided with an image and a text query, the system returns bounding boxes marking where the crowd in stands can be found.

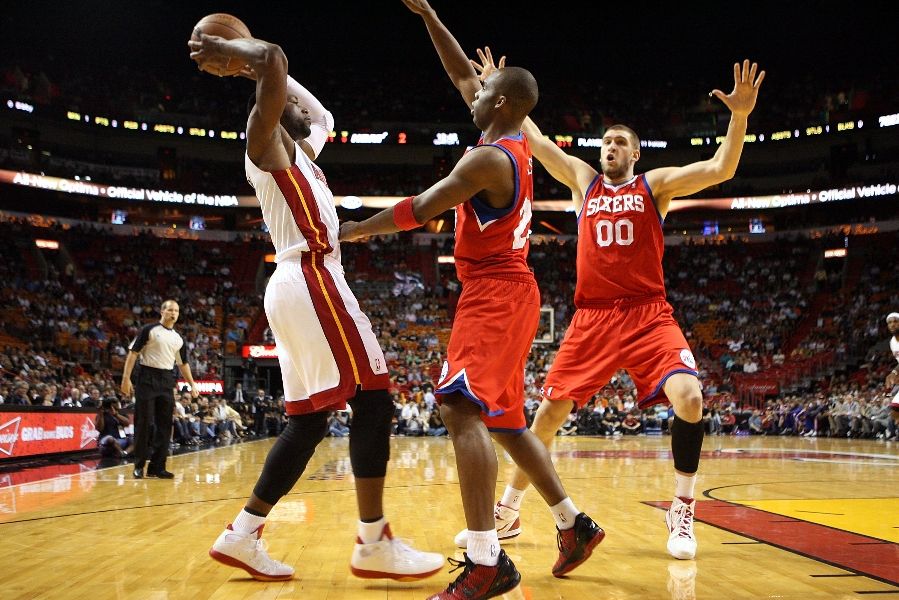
[2,214,897,446]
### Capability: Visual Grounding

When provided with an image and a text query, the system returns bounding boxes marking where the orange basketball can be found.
[191,13,252,76]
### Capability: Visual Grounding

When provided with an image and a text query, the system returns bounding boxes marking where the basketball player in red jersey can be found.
[339,3,603,597]
[467,48,765,561]
[189,30,443,583]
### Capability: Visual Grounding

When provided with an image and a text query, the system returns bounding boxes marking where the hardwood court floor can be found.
[1,434,897,599]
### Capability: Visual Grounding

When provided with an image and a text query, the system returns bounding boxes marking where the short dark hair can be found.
[247,91,257,116]
[494,66,539,117]
[605,124,641,148]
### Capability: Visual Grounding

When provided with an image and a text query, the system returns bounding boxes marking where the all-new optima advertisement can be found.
[0,411,99,460]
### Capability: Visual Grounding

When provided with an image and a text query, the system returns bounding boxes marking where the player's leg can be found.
[473,307,617,544]
[508,398,575,490]
[210,261,331,581]
[490,349,604,577]
[345,388,443,580]
[628,302,703,560]
[662,373,704,560]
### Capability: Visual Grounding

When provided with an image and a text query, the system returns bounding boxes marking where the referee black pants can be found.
[132,367,176,471]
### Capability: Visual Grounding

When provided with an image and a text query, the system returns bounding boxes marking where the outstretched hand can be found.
[710,59,766,117]
[470,47,505,83]
[187,31,229,76]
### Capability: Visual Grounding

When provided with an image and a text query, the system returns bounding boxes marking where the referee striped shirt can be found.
[129,323,187,370]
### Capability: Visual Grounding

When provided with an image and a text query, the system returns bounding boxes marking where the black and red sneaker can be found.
[552,512,605,577]
[427,549,520,600]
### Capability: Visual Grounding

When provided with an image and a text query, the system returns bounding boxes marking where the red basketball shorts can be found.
[542,300,699,409]
[436,276,540,432]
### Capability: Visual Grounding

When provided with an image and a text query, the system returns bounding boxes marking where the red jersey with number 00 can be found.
[575,174,666,307]
[453,133,535,283]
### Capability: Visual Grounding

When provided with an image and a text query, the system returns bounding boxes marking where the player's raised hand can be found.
[470,47,506,83]
[402,0,436,17]
[710,59,766,117]
[187,30,229,75]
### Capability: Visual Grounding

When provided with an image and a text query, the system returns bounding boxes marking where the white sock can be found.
[549,497,580,530]
[232,509,266,535]
[467,529,500,566]
[675,473,697,499]
[358,517,387,544]
[500,485,526,510]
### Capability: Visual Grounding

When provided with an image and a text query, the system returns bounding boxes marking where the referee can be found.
[121,299,198,479]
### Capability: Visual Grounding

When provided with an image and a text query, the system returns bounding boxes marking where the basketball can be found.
[191,13,252,76]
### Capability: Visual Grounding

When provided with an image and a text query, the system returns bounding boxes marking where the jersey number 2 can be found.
[512,199,532,249]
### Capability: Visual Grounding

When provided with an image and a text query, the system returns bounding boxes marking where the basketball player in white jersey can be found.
[885,312,899,421]
[189,30,443,582]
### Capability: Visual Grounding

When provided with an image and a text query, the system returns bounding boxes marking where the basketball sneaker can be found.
[350,523,444,581]
[427,550,520,600]
[666,497,697,560]
[454,502,521,548]
[552,512,605,577]
[209,524,294,581]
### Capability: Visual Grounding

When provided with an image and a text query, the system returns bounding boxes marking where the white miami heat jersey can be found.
[245,142,340,263]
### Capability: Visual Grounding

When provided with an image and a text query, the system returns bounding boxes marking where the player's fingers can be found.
[753,70,766,89]
[733,62,740,83]
[709,89,727,103]
[742,58,750,82]
[498,56,506,68]
[748,62,758,82]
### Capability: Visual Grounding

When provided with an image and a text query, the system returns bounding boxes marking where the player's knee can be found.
[438,393,481,430]
[348,389,393,478]
[532,400,573,442]
[670,384,703,423]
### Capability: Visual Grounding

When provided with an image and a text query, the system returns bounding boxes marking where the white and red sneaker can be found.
[665,497,697,560]
[454,502,522,548]
[350,523,444,581]
[209,524,294,581]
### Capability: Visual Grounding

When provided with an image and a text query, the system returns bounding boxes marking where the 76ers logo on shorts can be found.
[439,360,449,385]
[679,349,697,370]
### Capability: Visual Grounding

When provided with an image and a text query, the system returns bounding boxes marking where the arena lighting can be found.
[349,132,389,144]
[264,254,276,263]
[433,132,459,146]
[437,255,455,264]
[340,195,363,209]
[34,239,59,249]
[824,248,847,258]
[879,113,899,127]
